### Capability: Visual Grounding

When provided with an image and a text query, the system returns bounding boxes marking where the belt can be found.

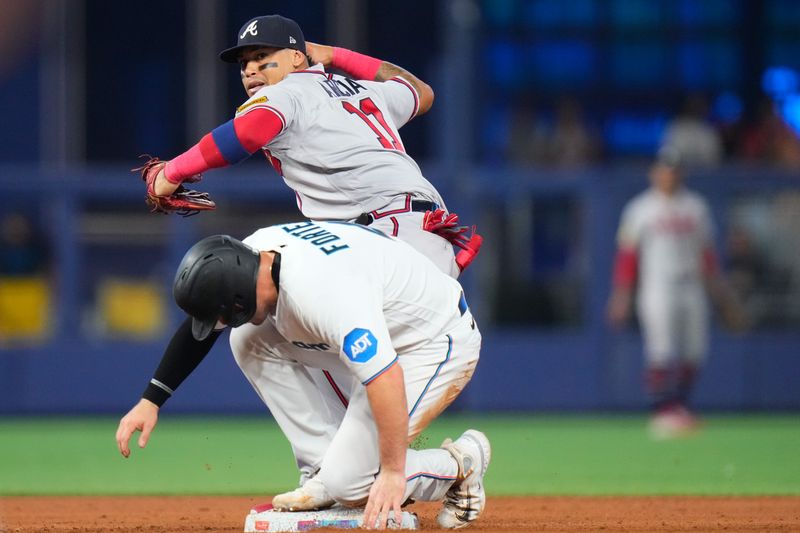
[355,196,439,226]
[458,292,468,316]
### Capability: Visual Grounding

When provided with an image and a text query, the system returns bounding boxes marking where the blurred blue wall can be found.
[1,165,798,414]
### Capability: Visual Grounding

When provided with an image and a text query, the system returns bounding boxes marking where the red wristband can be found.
[612,248,638,288]
[331,47,382,80]
[702,247,718,277]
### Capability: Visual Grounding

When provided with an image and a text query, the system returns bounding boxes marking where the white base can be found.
[244,505,419,532]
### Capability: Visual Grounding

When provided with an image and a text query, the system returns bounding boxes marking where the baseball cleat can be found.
[649,405,701,440]
[272,476,336,512]
[437,429,491,529]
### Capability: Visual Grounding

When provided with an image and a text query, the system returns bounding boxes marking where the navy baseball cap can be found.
[219,15,306,63]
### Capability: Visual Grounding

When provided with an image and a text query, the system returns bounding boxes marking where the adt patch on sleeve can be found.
[343,328,378,363]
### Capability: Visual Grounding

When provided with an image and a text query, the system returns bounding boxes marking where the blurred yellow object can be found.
[0,276,51,340]
[98,278,165,338]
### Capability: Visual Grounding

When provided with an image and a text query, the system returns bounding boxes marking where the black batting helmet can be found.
[172,235,261,341]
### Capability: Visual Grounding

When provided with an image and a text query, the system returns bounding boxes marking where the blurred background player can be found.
[607,148,746,439]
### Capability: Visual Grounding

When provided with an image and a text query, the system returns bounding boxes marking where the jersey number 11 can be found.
[342,97,404,152]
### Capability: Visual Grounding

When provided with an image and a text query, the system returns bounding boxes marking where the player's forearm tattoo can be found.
[375,62,406,82]
[375,62,427,98]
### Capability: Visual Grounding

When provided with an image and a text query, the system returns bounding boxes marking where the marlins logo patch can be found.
[343,328,378,363]
[237,96,268,114]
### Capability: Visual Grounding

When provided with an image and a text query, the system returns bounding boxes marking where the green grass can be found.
[0,414,798,495]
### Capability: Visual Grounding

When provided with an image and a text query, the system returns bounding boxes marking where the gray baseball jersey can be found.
[235,64,444,220]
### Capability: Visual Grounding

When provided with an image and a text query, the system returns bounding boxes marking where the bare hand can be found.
[721,303,750,333]
[363,469,406,529]
[305,42,333,67]
[115,399,159,458]
[707,278,751,333]
[607,289,632,329]
[153,166,180,197]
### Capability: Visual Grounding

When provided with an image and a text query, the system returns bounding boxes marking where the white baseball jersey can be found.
[242,220,465,383]
[231,220,480,503]
[617,187,714,290]
[617,187,714,362]
[235,64,444,220]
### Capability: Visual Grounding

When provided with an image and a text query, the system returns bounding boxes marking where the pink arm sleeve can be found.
[164,108,283,183]
[331,47,382,80]
[164,136,225,183]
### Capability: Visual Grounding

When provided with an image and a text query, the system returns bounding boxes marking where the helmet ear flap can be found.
[229,297,251,328]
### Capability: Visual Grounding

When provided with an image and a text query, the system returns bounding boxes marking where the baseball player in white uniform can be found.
[148,14,481,278]
[607,150,743,438]
[116,221,491,529]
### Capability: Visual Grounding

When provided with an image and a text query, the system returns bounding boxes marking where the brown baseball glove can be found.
[134,155,216,217]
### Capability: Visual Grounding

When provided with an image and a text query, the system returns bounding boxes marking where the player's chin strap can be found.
[422,208,484,272]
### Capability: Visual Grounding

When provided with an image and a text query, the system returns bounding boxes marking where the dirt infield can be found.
[1,496,798,532]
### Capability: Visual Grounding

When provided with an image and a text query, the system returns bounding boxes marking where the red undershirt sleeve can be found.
[613,248,638,289]
[702,246,719,278]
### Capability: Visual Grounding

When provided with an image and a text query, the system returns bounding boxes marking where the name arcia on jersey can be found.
[318,77,367,99]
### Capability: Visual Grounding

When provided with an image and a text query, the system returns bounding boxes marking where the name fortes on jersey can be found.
[318,77,367,99]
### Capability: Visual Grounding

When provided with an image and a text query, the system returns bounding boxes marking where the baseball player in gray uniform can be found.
[607,149,746,438]
[116,222,491,529]
[145,14,481,277]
